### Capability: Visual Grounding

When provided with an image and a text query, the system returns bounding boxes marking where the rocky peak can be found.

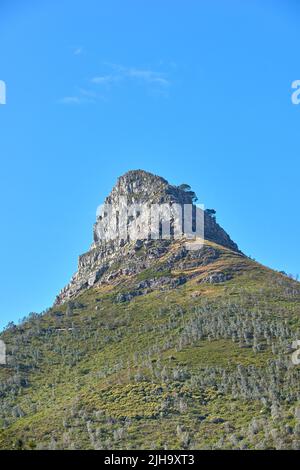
[55,170,240,305]
[104,169,194,205]
[92,169,196,249]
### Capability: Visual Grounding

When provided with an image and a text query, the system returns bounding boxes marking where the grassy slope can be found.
[0,241,300,450]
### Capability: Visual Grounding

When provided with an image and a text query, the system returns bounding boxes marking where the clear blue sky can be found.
[0,0,300,329]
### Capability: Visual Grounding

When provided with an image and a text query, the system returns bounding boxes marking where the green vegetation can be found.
[0,241,300,450]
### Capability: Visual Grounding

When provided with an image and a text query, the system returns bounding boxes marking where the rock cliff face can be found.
[55,170,240,305]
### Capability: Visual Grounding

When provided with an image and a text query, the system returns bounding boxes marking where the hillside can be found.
[0,171,300,450]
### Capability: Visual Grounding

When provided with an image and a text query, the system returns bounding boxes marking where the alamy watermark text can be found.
[0,80,6,105]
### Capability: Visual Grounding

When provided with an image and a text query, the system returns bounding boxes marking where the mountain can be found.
[0,170,300,450]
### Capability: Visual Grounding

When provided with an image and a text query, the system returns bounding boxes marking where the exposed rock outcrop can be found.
[55,170,240,305]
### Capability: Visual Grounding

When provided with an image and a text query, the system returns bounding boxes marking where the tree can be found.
[178,184,198,202]
[206,208,216,219]
[178,183,191,192]
[187,191,198,202]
